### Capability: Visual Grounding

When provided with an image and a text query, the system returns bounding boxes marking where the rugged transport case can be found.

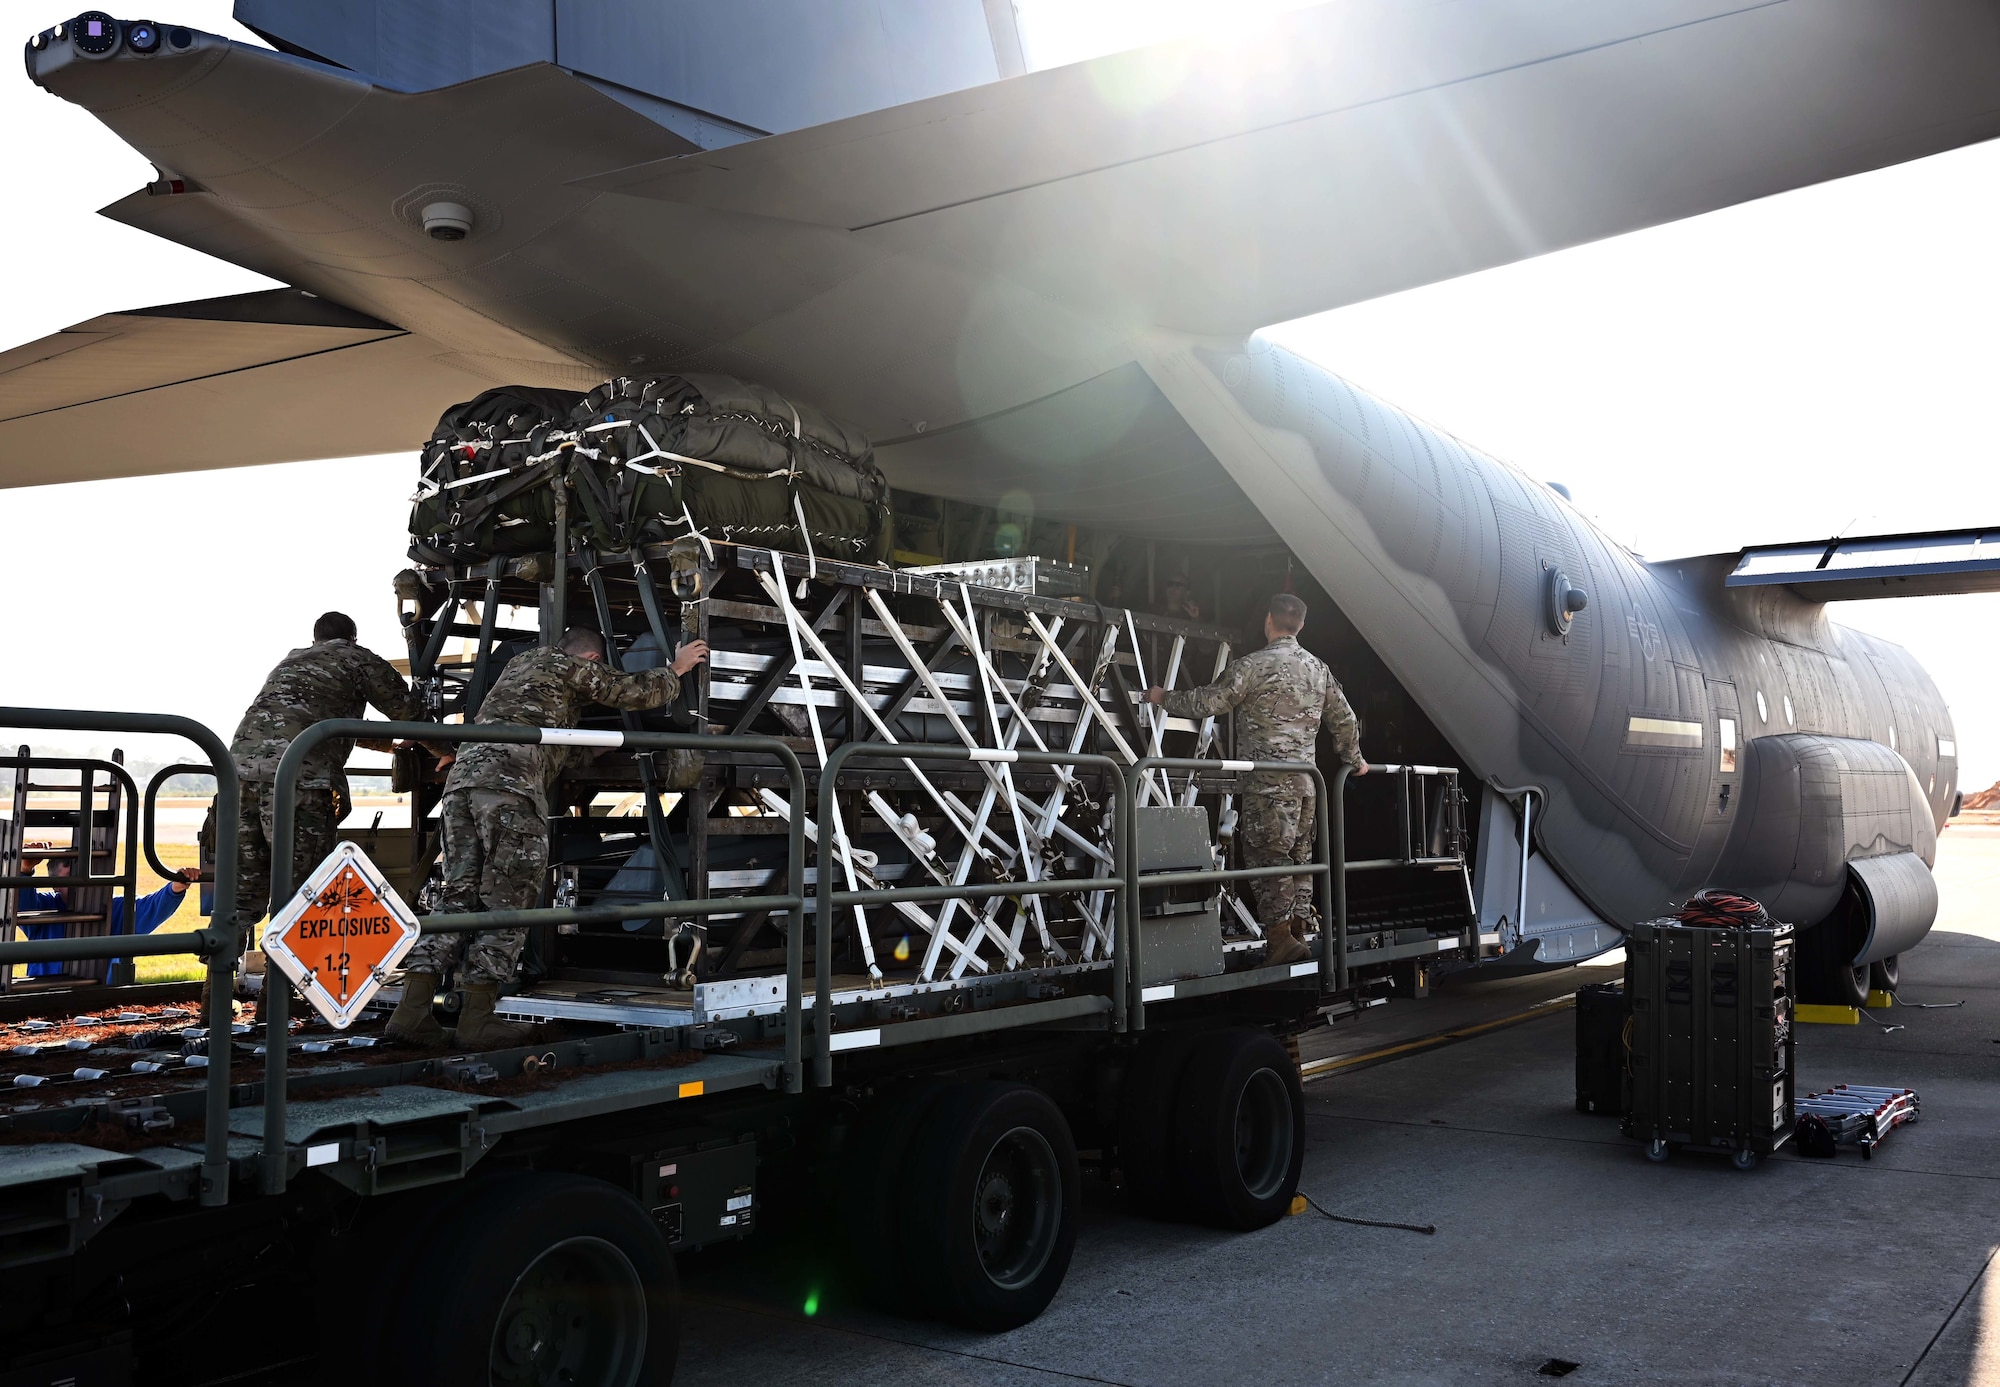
[1574,980,1626,1115]
[1623,919,1796,1159]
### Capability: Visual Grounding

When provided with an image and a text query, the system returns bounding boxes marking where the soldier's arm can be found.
[354,648,425,724]
[352,648,454,758]
[1322,679,1366,772]
[1160,657,1251,720]
[572,661,682,712]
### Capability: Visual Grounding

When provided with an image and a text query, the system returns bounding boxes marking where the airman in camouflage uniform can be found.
[228,613,424,942]
[1147,594,1366,966]
[388,626,708,1048]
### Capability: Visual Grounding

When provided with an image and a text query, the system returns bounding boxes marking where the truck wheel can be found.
[1117,1030,1198,1218]
[383,1172,678,1387]
[836,1079,949,1312]
[904,1081,1079,1331]
[1170,1028,1304,1230]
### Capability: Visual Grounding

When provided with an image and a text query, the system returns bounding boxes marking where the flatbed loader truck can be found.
[0,544,1476,1386]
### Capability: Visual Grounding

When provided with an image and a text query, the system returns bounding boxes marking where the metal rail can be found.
[143,762,214,886]
[0,756,139,892]
[813,741,1129,1087]
[267,719,805,1192]
[1490,781,1544,953]
[1348,763,1465,870]
[0,708,240,1207]
[1129,757,1340,1031]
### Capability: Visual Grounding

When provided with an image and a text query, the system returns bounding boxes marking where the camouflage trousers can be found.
[1239,778,1318,931]
[234,781,343,940]
[404,789,543,986]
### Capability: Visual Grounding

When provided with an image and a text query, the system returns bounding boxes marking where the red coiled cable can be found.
[1674,889,1770,929]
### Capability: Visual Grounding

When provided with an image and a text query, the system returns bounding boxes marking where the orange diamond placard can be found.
[263,841,422,1029]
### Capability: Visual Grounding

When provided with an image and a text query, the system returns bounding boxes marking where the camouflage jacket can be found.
[229,639,422,787]
[446,648,681,814]
[1161,636,1363,790]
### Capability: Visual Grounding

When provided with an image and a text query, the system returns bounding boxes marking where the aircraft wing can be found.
[1726,528,2000,600]
[0,290,520,486]
[578,0,2000,340]
[13,0,2000,489]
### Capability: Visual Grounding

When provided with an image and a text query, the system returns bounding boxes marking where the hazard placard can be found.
[262,841,422,1029]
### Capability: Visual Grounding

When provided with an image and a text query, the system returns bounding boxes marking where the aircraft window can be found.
[1755,690,1768,723]
[1626,716,1703,750]
[1939,736,1957,758]
[1718,718,1737,773]
[1783,695,1795,726]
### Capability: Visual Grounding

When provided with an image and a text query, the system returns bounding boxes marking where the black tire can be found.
[1116,1030,1198,1219]
[373,1172,678,1387]
[1643,1138,1671,1163]
[835,1079,950,1311]
[903,1081,1080,1331]
[1801,924,1870,1007]
[1169,1028,1305,1230]
[1820,956,1871,1008]
[1871,956,1900,993]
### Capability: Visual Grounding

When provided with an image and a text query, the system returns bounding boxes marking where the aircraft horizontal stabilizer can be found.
[0,290,506,486]
[1726,528,2000,601]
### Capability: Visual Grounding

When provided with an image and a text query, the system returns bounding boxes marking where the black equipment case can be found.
[1623,918,1796,1166]
[1574,980,1626,1114]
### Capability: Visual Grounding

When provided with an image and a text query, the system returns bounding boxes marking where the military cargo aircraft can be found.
[9,1,2000,1002]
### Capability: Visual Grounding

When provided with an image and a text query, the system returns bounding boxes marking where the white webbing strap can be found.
[790,492,819,596]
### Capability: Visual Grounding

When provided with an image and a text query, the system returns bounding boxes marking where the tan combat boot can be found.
[1263,916,1310,968]
[452,983,529,1050]
[385,971,447,1047]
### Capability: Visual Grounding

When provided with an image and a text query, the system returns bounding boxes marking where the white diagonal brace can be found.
[953,585,1061,961]
[756,788,992,973]
[1180,641,1232,807]
[754,568,1023,971]
[1024,611,1140,764]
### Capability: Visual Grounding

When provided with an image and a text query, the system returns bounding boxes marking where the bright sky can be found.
[4,1,1996,788]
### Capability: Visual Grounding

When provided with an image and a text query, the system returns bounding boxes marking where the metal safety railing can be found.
[2,754,143,990]
[0,704,1442,1208]
[0,708,241,1208]
[813,742,1130,1086]
[1,755,141,895]
[1352,764,1465,871]
[265,719,806,1193]
[143,763,216,887]
[1128,758,1342,1029]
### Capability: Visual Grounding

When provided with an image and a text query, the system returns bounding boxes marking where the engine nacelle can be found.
[1714,733,1937,960]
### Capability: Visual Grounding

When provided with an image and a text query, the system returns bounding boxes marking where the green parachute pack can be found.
[409,375,891,565]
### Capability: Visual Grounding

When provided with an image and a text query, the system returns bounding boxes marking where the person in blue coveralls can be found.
[15,858,202,976]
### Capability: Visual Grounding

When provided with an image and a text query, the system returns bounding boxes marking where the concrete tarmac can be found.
[674,823,2000,1386]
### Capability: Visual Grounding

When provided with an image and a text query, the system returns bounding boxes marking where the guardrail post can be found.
[1124,760,1142,1034]
[1110,763,1130,1035]
[1326,766,1348,995]
[813,746,843,1090]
